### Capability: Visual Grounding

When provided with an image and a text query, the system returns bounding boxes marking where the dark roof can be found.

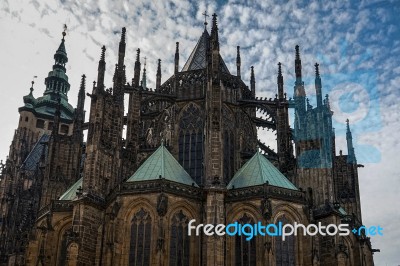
[182,29,230,74]
[21,134,50,172]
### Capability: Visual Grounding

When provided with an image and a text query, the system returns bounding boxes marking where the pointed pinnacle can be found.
[212,13,218,29]
[278,62,282,76]
[315,63,320,77]
[211,13,219,43]
[121,27,126,43]
[175,42,179,53]
[295,45,300,60]
[80,74,86,90]
[157,59,161,76]
[100,46,106,61]
[136,48,140,62]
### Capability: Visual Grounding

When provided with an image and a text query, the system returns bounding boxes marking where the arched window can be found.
[169,210,190,265]
[275,215,296,266]
[235,213,256,266]
[58,227,72,265]
[129,208,152,266]
[178,104,204,185]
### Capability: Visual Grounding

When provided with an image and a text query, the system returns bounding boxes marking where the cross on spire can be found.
[202,11,209,29]
[62,24,67,40]
[30,75,37,93]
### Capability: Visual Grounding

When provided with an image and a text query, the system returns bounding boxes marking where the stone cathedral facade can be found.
[0,14,376,266]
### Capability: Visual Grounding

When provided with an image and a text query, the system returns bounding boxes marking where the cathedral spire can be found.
[295,45,302,84]
[293,45,306,108]
[134,48,141,87]
[77,74,86,115]
[44,26,70,100]
[113,27,126,102]
[54,25,68,68]
[250,66,255,97]
[97,45,106,92]
[236,46,241,78]
[141,57,147,90]
[346,119,356,163]
[277,62,284,100]
[118,27,126,68]
[74,75,86,138]
[175,42,179,74]
[210,13,219,50]
[156,59,161,90]
[113,27,126,81]
[315,63,322,108]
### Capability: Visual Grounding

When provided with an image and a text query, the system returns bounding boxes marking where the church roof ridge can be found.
[181,29,230,73]
[127,144,198,187]
[227,151,297,190]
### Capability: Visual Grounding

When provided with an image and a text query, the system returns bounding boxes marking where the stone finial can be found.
[315,63,320,77]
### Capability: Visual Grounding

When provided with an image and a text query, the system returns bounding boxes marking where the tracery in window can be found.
[235,213,256,266]
[178,104,204,185]
[129,208,152,266]
[169,210,191,265]
[242,115,257,153]
[275,215,296,266]
[58,227,72,265]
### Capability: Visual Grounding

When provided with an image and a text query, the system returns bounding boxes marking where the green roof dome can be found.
[127,143,198,187]
[227,152,297,190]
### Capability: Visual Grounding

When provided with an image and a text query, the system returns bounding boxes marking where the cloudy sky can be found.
[0,0,399,264]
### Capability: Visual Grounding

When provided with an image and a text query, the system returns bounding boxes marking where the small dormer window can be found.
[60,124,69,134]
[36,119,45,129]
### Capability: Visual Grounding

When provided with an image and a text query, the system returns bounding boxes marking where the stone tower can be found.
[0,29,85,265]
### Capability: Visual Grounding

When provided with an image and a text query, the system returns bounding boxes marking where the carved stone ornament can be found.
[157,193,168,217]
[260,197,272,221]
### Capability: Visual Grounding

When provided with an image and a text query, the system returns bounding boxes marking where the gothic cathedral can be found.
[0,14,376,266]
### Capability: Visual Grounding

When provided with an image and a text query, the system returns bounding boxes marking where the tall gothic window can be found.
[235,213,256,266]
[58,227,72,265]
[178,104,204,185]
[275,215,296,266]
[169,210,191,265]
[129,208,152,266]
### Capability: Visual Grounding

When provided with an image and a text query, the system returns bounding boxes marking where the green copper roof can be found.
[338,207,347,216]
[127,144,198,187]
[227,152,297,190]
[19,34,74,122]
[59,177,82,200]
